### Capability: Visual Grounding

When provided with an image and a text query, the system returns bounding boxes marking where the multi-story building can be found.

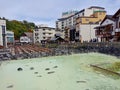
[6,31,14,45]
[55,29,65,39]
[0,19,7,48]
[76,10,106,42]
[56,6,106,42]
[56,10,78,31]
[95,9,120,42]
[113,9,120,41]
[34,24,55,43]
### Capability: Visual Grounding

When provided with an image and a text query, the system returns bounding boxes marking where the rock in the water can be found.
[30,67,34,70]
[45,68,50,70]
[53,66,58,68]
[37,75,42,77]
[47,71,55,74]
[34,72,38,74]
[7,85,13,88]
[76,81,86,83]
[17,68,23,71]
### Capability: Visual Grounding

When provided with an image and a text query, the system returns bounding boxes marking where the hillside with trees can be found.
[4,18,36,39]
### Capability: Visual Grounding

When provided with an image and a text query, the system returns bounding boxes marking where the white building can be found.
[56,10,78,30]
[56,6,105,31]
[0,19,7,47]
[34,25,56,43]
[79,24,99,42]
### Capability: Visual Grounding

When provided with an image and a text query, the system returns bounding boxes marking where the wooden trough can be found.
[90,64,120,79]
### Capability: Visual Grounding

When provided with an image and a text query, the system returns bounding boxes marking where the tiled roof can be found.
[100,15,115,25]
[113,9,120,18]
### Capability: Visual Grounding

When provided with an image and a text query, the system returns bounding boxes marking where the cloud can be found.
[0,0,120,27]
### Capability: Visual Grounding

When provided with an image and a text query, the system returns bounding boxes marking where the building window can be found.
[62,27,64,29]
[82,13,84,16]
[43,37,46,39]
[43,33,46,35]
[48,37,51,39]
[86,19,89,21]
[116,22,118,28]
[35,33,39,36]
[2,26,5,34]
[119,22,120,28]
[69,18,71,21]
[99,12,102,15]
[7,33,14,36]
[35,29,38,31]
[21,39,24,41]
[43,29,45,31]
[49,33,51,35]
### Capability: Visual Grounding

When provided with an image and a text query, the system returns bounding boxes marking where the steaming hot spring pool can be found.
[0,53,120,90]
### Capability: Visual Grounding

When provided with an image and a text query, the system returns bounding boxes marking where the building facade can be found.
[0,19,7,47]
[113,9,120,41]
[56,10,78,30]
[76,10,106,42]
[56,6,106,42]
[34,25,55,43]
[95,9,120,42]
[6,31,14,45]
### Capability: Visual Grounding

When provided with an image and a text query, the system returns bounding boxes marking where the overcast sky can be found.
[0,0,120,27]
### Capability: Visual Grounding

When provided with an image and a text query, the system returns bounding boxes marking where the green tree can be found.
[6,19,36,39]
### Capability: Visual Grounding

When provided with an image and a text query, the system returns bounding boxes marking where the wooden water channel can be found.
[90,64,120,79]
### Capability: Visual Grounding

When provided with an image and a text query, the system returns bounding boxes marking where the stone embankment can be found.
[0,42,120,61]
